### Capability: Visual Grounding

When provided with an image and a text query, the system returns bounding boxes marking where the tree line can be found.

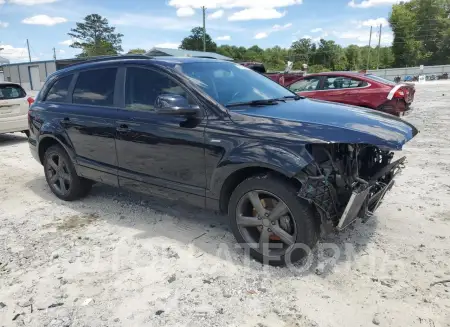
[68,0,449,72]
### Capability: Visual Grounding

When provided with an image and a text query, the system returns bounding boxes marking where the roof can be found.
[146,47,233,61]
[307,71,363,76]
[52,57,230,77]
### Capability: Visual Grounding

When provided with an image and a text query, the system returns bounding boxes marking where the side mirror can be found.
[155,94,200,116]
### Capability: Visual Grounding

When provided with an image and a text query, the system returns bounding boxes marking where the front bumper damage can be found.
[297,156,406,232]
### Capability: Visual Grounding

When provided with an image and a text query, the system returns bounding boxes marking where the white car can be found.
[0,82,36,137]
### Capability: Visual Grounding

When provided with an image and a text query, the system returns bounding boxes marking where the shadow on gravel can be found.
[26,176,378,275]
[0,133,28,147]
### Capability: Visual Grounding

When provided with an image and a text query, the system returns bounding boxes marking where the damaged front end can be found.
[296,144,405,233]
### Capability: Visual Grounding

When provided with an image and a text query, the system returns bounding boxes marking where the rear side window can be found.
[323,76,368,90]
[0,84,26,100]
[72,68,117,106]
[45,75,73,103]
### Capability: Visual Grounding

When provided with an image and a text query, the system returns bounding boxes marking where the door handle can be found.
[116,124,129,132]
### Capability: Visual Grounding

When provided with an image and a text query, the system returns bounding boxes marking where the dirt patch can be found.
[56,212,100,230]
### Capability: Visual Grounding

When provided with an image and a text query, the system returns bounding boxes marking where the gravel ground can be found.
[1,81,450,327]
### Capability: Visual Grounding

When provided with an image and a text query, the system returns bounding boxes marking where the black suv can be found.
[29,56,417,265]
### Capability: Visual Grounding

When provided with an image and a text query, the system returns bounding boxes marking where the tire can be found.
[43,144,92,201]
[228,174,318,266]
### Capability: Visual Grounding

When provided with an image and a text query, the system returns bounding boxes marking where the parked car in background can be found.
[239,61,304,86]
[29,56,418,266]
[286,72,415,116]
[0,82,35,137]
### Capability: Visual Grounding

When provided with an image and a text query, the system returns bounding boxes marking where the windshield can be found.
[179,61,295,107]
[0,84,26,100]
[365,74,397,86]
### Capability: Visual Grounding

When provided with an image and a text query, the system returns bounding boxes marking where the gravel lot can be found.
[1,81,450,327]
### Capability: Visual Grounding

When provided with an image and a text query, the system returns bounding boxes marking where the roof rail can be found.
[65,54,153,68]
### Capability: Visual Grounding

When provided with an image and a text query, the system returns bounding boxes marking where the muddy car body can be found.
[28,57,418,265]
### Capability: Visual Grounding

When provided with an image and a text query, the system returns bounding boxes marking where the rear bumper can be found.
[0,114,28,134]
[29,138,40,163]
[379,99,413,116]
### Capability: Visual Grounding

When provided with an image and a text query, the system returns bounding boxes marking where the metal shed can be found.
[2,60,57,91]
[1,57,120,91]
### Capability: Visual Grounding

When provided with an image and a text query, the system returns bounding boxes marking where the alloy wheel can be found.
[46,153,71,196]
[236,190,297,257]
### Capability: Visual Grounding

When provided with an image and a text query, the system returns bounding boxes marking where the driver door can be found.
[115,65,207,206]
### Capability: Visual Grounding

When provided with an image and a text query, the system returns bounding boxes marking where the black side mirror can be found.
[155,94,200,116]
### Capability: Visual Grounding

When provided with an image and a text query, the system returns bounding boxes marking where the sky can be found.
[0,0,408,63]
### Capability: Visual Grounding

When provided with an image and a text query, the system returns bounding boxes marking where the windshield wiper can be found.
[225,98,282,108]
[280,95,305,100]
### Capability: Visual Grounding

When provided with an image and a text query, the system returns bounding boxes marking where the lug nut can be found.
[268,228,271,232]
[271,221,275,225]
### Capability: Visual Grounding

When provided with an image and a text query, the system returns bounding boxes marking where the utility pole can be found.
[26,39,31,62]
[366,26,372,70]
[202,6,206,52]
[376,24,382,70]
[53,47,57,60]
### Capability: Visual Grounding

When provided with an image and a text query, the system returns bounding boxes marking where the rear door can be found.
[287,76,323,99]
[0,84,28,118]
[43,67,119,186]
[321,75,370,106]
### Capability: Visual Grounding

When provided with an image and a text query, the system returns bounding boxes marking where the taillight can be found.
[27,97,35,107]
[393,89,405,98]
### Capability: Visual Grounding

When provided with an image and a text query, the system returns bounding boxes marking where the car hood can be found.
[228,98,418,150]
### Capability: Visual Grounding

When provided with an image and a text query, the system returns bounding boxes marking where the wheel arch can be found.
[38,134,76,165]
[218,165,303,214]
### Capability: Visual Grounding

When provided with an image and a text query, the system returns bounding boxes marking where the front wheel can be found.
[43,144,92,201]
[228,175,318,266]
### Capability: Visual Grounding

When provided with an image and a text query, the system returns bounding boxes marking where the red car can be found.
[239,61,304,86]
[285,72,415,116]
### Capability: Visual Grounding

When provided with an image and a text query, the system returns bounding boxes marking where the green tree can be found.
[68,14,123,58]
[290,38,315,65]
[127,48,146,54]
[345,45,361,70]
[180,27,217,52]
[389,0,450,66]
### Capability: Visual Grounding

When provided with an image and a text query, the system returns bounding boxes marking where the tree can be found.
[127,48,146,54]
[180,27,217,52]
[68,14,123,58]
[389,0,450,66]
[345,45,361,70]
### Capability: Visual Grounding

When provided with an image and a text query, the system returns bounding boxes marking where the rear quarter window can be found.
[45,75,73,103]
[0,84,26,100]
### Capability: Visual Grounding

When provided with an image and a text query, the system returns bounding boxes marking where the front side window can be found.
[125,67,192,111]
[179,61,295,107]
[289,77,321,92]
[45,75,73,103]
[323,76,368,90]
[72,68,117,106]
[0,84,26,100]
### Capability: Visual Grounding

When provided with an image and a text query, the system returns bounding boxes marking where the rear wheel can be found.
[228,175,318,266]
[43,145,92,201]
